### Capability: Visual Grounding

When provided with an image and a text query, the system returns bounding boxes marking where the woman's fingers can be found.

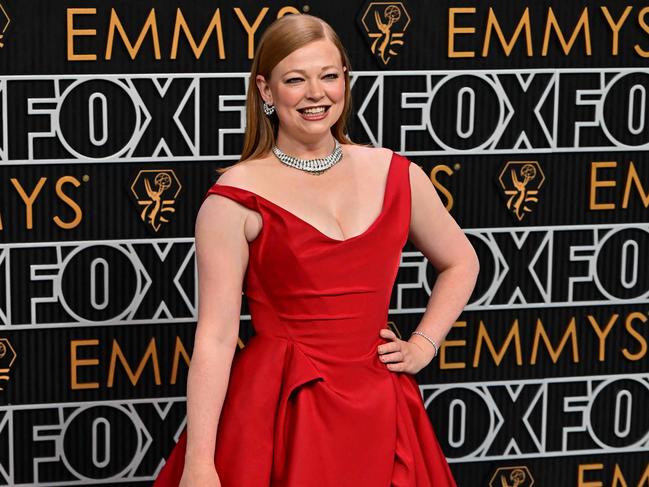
[377,340,400,354]
[378,328,421,374]
[378,350,403,363]
[386,361,404,372]
[379,327,397,340]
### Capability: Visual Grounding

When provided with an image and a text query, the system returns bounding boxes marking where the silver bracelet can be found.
[411,331,439,358]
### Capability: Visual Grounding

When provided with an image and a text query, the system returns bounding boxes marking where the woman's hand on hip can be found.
[377,327,433,375]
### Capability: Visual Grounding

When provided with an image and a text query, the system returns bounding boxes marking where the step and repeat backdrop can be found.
[0,0,648,486]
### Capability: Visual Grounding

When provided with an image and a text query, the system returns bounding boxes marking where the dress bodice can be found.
[204,150,411,361]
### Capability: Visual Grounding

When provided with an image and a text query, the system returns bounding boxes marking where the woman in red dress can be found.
[154,13,479,487]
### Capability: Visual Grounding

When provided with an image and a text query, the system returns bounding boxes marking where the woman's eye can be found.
[285,74,338,83]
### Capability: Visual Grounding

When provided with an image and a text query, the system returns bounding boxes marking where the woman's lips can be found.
[298,106,330,121]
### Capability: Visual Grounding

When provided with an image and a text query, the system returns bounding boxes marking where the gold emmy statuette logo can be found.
[489,466,535,487]
[0,338,17,391]
[359,2,411,65]
[498,161,545,221]
[130,170,182,232]
[0,3,10,48]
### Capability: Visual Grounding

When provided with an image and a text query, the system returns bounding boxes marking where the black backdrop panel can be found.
[0,0,647,485]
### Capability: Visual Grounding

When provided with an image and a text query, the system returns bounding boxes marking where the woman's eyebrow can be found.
[281,65,338,76]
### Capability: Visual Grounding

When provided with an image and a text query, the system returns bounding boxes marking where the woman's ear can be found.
[255,74,273,105]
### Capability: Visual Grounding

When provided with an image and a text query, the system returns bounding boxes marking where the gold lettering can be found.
[577,463,604,487]
[612,464,630,487]
[542,7,592,56]
[482,7,532,57]
[107,338,162,387]
[106,8,161,60]
[54,176,83,229]
[439,321,466,369]
[587,313,618,361]
[634,7,649,58]
[11,177,47,230]
[170,336,190,384]
[589,161,617,210]
[234,8,268,60]
[473,319,523,367]
[530,317,579,364]
[600,6,633,55]
[70,339,99,390]
[637,463,649,485]
[448,8,476,58]
[276,7,300,17]
[67,8,97,61]
[622,312,647,361]
[171,8,225,60]
[622,161,649,208]
[430,165,454,211]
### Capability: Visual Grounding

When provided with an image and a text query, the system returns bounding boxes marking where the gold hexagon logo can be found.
[0,338,17,391]
[498,161,545,221]
[130,169,182,232]
[358,2,411,65]
[489,466,534,487]
[0,3,10,48]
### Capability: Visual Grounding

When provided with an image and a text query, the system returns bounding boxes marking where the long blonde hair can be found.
[216,14,359,175]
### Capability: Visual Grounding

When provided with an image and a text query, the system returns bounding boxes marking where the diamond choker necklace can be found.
[271,139,343,175]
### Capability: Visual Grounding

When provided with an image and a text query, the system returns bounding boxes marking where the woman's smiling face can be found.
[256,38,347,140]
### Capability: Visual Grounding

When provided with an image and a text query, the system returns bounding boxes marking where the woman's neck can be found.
[274,132,337,159]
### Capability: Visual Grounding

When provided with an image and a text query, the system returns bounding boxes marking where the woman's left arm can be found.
[378,161,480,373]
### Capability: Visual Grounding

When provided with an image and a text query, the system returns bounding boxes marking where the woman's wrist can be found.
[408,333,438,363]
[184,449,217,469]
[411,330,439,356]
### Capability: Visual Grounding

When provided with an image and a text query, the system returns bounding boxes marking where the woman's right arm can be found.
[180,191,251,484]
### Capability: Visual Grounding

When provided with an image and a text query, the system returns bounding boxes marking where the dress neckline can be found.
[215,150,396,244]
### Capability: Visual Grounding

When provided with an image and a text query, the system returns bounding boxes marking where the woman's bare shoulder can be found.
[214,156,274,189]
[199,159,267,219]
[344,143,391,157]
[343,144,393,169]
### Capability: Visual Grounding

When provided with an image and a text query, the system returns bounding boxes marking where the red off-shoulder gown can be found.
[153,151,457,486]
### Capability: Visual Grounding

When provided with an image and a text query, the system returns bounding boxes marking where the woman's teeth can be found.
[302,107,326,114]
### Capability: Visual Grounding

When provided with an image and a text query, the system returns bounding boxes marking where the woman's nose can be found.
[305,79,325,100]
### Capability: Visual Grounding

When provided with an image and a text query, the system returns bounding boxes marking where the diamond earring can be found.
[262,101,275,116]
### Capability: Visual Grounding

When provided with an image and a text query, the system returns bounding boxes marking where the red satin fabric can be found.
[154,152,457,486]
